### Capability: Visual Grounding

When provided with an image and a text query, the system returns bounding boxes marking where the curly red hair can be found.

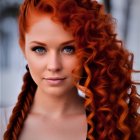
[4,0,140,140]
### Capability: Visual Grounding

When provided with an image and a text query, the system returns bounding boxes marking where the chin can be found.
[42,86,77,97]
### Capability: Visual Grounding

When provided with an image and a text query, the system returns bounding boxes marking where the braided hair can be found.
[4,70,37,140]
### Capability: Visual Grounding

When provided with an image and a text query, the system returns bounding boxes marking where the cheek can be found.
[64,57,80,73]
[27,58,45,85]
[26,56,43,74]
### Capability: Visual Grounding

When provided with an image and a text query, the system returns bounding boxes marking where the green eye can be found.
[62,45,75,54]
[32,46,46,54]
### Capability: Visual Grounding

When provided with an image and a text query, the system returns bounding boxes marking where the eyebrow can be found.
[61,40,75,46]
[29,40,75,46]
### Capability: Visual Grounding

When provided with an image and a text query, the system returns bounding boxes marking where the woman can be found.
[3,0,140,140]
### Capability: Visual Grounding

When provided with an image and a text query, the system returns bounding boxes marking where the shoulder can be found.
[0,105,14,140]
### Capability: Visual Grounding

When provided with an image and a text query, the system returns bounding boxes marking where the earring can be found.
[26,64,29,71]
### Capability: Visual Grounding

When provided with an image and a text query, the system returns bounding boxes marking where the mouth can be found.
[43,77,66,86]
[45,77,66,80]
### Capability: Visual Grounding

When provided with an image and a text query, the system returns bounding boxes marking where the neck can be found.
[30,87,85,118]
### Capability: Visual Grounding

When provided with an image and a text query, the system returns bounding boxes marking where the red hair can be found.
[4,0,140,140]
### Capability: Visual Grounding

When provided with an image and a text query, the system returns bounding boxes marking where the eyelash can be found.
[31,45,75,55]
[31,46,46,54]
[62,45,75,54]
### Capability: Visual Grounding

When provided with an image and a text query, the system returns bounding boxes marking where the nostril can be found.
[47,67,61,72]
[47,53,62,72]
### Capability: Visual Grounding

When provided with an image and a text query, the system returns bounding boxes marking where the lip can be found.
[43,77,66,86]
[45,77,66,80]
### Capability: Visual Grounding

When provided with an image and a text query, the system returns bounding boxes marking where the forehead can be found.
[25,13,73,44]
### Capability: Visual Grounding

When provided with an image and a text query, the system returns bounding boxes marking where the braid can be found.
[3,71,37,140]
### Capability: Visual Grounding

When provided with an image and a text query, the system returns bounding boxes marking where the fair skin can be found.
[19,13,87,140]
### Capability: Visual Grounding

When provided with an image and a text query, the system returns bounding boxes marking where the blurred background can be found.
[0,0,140,108]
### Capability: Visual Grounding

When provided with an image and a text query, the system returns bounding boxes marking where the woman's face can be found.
[24,14,80,96]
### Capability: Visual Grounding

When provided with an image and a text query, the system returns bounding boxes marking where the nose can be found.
[47,52,62,72]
